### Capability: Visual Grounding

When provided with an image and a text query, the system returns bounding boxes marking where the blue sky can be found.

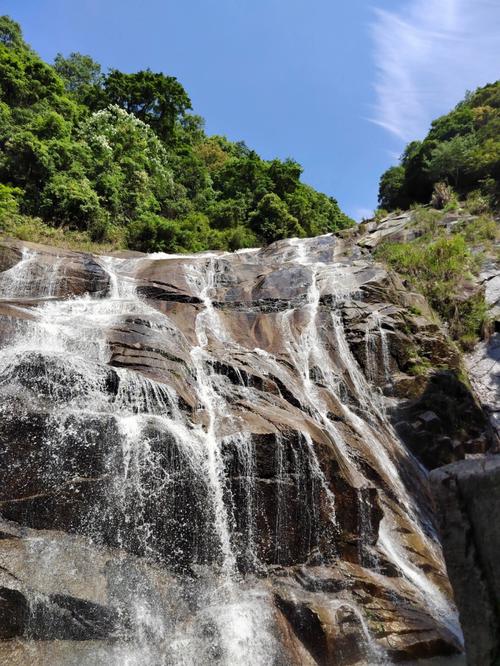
[4,0,499,220]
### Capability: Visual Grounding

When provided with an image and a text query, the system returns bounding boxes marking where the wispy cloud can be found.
[371,0,500,143]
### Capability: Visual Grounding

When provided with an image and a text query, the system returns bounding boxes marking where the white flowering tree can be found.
[80,104,173,225]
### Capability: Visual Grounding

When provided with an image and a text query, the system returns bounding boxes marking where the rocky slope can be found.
[354,209,499,445]
[0,226,495,664]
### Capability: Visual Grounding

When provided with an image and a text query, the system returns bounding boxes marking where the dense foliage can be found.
[0,16,353,252]
[378,82,500,211]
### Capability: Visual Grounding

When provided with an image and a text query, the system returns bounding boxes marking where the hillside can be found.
[0,16,353,254]
[370,79,500,443]
[378,80,500,212]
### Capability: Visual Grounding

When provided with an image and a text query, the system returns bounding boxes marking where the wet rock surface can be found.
[0,240,109,299]
[0,231,489,663]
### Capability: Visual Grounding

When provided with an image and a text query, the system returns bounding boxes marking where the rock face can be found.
[0,231,492,664]
[354,210,499,457]
[431,457,500,666]
[466,333,500,439]
[353,209,500,449]
[466,259,500,440]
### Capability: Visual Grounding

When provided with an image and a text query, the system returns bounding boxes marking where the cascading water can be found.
[364,310,392,392]
[0,236,463,665]
[286,248,461,644]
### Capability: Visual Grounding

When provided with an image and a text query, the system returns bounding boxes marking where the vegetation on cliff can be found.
[373,204,498,351]
[0,16,353,253]
[374,80,499,351]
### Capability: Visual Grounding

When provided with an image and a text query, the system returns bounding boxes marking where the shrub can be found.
[465,189,490,214]
[410,206,442,235]
[128,211,213,253]
[39,173,106,232]
[457,214,498,244]
[1,212,125,252]
[127,213,175,252]
[449,292,488,349]
[376,233,486,347]
[0,183,21,223]
[431,182,454,210]
[374,208,389,222]
[223,225,258,251]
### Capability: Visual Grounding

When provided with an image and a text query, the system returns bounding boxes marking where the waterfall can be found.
[0,247,37,297]
[0,238,462,664]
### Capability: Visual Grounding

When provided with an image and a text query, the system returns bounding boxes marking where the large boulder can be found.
[0,240,109,299]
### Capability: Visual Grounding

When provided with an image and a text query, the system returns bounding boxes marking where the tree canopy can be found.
[378,82,500,211]
[0,16,354,252]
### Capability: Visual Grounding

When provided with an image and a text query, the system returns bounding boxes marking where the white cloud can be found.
[371,0,500,143]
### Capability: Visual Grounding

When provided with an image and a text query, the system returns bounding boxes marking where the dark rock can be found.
[275,595,331,665]
[0,240,109,298]
[27,592,124,640]
[0,244,22,273]
[0,412,219,570]
[418,411,441,428]
[431,456,500,666]
[0,588,28,639]
[0,586,125,641]
[390,371,492,469]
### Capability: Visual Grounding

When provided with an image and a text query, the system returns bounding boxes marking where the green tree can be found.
[250,193,304,243]
[207,197,247,230]
[128,211,212,253]
[0,16,26,49]
[97,69,192,142]
[424,135,477,189]
[54,52,102,101]
[0,16,24,48]
[213,152,273,204]
[427,106,475,142]
[378,165,406,210]
[80,105,173,224]
[0,14,354,253]
[268,158,302,197]
[0,183,21,224]
[0,39,65,109]
[39,173,105,236]
[378,81,500,209]
[286,184,353,235]
[195,136,232,174]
